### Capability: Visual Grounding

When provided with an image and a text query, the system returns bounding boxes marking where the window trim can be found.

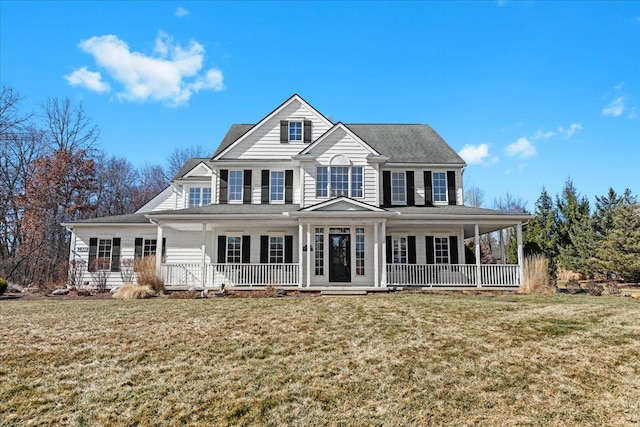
[228,170,244,203]
[188,186,212,207]
[355,227,365,276]
[143,239,157,258]
[391,171,407,205]
[288,120,303,141]
[391,236,407,265]
[315,165,365,199]
[96,238,113,270]
[433,235,450,265]
[314,227,324,276]
[269,236,285,264]
[432,171,448,205]
[269,170,285,203]
[226,236,242,264]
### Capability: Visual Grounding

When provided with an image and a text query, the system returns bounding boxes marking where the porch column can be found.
[499,229,505,264]
[69,229,77,259]
[381,221,387,286]
[201,223,207,288]
[155,224,164,276]
[474,224,481,288]
[306,223,311,287]
[298,222,303,288]
[517,222,524,286]
[374,222,379,287]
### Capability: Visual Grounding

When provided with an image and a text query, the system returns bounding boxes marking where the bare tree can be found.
[165,145,210,180]
[93,155,140,217]
[464,186,485,208]
[132,164,169,210]
[41,97,100,152]
[0,86,32,135]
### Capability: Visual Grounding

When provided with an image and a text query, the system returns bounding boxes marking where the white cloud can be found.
[175,6,190,17]
[69,33,223,106]
[531,129,555,140]
[602,96,626,117]
[558,123,582,138]
[505,137,536,158]
[63,66,111,93]
[458,143,490,165]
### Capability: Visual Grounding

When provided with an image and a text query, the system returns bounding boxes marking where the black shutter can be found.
[111,238,121,272]
[406,171,415,206]
[219,170,228,204]
[426,236,435,264]
[285,236,293,263]
[242,235,251,263]
[408,236,416,264]
[386,236,392,263]
[134,238,143,259]
[217,236,226,264]
[285,170,293,204]
[303,120,312,143]
[260,236,269,263]
[88,238,97,272]
[261,170,269,204]
[447,171,456,205]
[162,238,166,262]
[382,171,391,206]
[424,171,433,206]
[243,169,252,204]
[449,236,459,264]
[280,120,288,143]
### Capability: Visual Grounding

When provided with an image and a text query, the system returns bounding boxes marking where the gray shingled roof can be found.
[212,124,253,158]
[211,123,465,164]
[346,124,465,164]
[390,205,531,217]
[172,158,211,181]
[148,204,300,216]
[69,213,154,225]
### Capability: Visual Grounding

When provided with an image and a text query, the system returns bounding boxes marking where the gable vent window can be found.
[280,120,312,143]
[289,121,302,141]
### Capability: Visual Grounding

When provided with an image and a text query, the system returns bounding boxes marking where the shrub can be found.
[0,277,8,295]
[522,254,555,295]
[585,281,604,297]
[120,258,135,284]
[90,258,111,292]
[113,284,156,300]
[605,281,621,296]
[565,279,582,294]
[134,256,165,294]
[68,259,86,289]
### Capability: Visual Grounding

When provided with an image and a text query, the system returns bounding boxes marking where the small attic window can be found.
[280,120,312,143]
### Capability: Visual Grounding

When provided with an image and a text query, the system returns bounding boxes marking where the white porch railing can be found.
[386,264,520,287]
[162,263,300,288]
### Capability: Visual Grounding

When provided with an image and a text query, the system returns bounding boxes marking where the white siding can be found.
[136,187,175,213]
[223,100,332,159]
[302,128,377,207]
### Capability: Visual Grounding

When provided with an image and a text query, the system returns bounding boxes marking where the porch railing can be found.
[386,264,520,287]
[161,263,299,288]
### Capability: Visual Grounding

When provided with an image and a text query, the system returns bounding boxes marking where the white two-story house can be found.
[64,94,531,291]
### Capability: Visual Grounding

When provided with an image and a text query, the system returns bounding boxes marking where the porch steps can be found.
[321,289,368,297]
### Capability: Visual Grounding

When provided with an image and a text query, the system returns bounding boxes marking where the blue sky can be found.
[2,1,639,209]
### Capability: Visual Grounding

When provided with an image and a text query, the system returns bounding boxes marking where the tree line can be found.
[0,85,207,287]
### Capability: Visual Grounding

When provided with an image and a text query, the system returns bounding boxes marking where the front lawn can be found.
[1,293,639,426]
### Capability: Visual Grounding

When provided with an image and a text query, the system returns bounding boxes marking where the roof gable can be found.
[213,94,333,160]
[298,122,379,158]
[301,197,386,212]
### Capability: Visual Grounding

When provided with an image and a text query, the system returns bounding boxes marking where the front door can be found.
[329,233,351,282]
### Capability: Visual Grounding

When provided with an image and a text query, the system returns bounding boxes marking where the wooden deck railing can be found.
[161,263,299,288]
[385,264,520,287]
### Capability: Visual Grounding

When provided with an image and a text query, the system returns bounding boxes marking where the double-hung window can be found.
[226,237,242,263]
[143,239,157,257]
[270,171,284,202]
[189,187,211,207]
[316,166,364,198]
[391,172,406,205]
[97,238,112,269]
[433,172,447,203]
[269,236,284,264]
[228,171,243,202]
[392,237,407,264]
[434,237,450,264]
[289,121,303,141]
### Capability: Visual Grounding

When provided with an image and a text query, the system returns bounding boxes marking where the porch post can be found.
[155,224,163,276]
[201,223,207,289]
[374,221,379,287]
[499,229,505,264]
[381,221,387,286]
[474,224,481,288]
[298,222,303,288]
[517,222,524,286]
[306,223,311,287]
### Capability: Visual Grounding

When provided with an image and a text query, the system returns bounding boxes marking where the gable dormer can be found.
[213,94,333,160]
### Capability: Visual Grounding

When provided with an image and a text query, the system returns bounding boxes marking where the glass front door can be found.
[329,233,351,282]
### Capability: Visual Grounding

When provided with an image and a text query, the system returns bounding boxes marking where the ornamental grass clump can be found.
[522,254,555,295]
[112,284,155,300]
[134,255,165,294]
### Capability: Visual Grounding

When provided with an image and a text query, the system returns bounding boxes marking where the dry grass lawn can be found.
[1,293,639,426]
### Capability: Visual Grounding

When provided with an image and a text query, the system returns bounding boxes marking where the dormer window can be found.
[188,187,211,207]
[289,121,303,141]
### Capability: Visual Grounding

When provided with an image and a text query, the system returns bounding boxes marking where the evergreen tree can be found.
[555,178,590,271]
[524,187,558,260]
[598,199,640,283]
